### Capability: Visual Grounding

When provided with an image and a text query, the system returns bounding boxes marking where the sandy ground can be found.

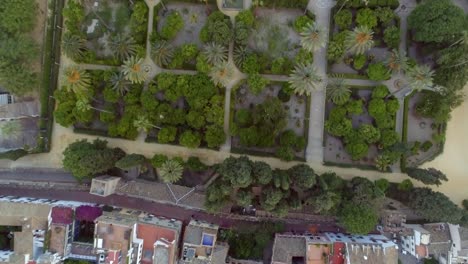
[422,85,468,205]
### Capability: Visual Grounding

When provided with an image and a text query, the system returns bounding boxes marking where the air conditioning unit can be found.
[99,253,106,264]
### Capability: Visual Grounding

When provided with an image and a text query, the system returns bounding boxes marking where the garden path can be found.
[304,0,336,164]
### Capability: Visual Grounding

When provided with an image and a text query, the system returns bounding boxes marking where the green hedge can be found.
[323,161,383,172]
[261,0,308,9]
[0,149,28,161]
[73,128,116,138]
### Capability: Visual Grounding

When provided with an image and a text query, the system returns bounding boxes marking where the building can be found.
[271,233,333,264]
[451,226,468,263]
[180,220,228,264]
[271,233,398,264]
[90,176,121,197]
[400,224,431,259]
[380,210,407,233]
[48,207,74,258]
[93,209,183,264]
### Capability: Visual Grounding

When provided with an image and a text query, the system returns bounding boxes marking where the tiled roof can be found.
[51,206,74,225]
[423,223,452,257]
[271,235,307,264]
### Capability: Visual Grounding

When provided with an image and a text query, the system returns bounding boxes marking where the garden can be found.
[230,81,308,161]
[62,0,148,65]
[324,83,401,170]
[327,0,400,79]
[54,68,226,150]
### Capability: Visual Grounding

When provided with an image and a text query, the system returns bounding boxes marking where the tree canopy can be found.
[339,202,378,234]
[408,188,464,224]
[406,167,448,186]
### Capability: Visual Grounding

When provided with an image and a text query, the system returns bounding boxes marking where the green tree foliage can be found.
[288,62,323,96]
[372,85,389,98]
[319,172,345,191]
[205,125,226,148]
[367,62,391,81]
[380,129,399,148]
[383,25,400,49]
[179,130,202,149]
[236,10,255,27]
[62,139,124,181]
[115,154,146,169]
[272,169,291,191]
[339,202,378,234]
[236,190,254,207]
[353,54,367,70]
[345,141,369,160]
[375,7,395,25]
[159,159,184,183]
[0,149,28,161]
[288,164,316,189]
[294,15,314,32]
[107,34,138,61]
[345,99,363,115]
[129,1,148,44]
[358,124,381,144]
[0,64,37,95]
[309,192,341,214]
[345,26,374,55]
[408,0,466,43]
[408,188,464,223]
[158,126,177,144]
[356,8,378,29]
[261,187,284,211]
[374,179,389,194]
[185,157,208,172]
[406,167,448,186]
[326,79,351,105]
[160,11,184,40]
[0,0,37,33]
[253,161,273,185]
[398,179,413,191]
[200,11,232,46]
[150,154,168,168]
[334,10,353,30]
[152,40,174,67]
[325,107,352,137]
[217,156,253,188]
[247,74,269,95]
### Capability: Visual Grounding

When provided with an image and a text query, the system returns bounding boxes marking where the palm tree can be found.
[62,32,86,60]
[110,71,130,95]
[384,49,409,74]
[107,34,138,61]
[209,62,234,87]
[300,22,327,52]
[203,42,228,65]
[406,64,436,92]
[76,98,111,113]
[63,67,91,96]
[121,56,147,84]
[133,115,161,133]
[375,154,391,171]
[151,40,174,67]
[159,159,184,183]
[233,46,250,68]
[345,26,374,55]
[288,62,323,96]
[326,78,351,105]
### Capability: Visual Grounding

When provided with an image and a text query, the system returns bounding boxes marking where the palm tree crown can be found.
[326,78,351,105]
[288,62,323,96]
[110,71,130,95]
[151,40,174,67]
[385,49,409,74]
[209,62,234,87]
[63,67,91,96]
[203,42,228,66]
[122,56,147,84]
[346,26,374,55]
[300,22,327,52]
[406,64,435,92]
[159,159,184,183]
[62,32,86,60]
[108,34,138,61]
[76,98,92,112]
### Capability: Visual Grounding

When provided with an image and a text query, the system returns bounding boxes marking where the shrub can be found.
[356,8,378,29]
[235,109,252,126]
[345,141,369,160]
[421,141,433,152]
[380,129,399,148]
[367,62,391,81]
[0,149,28,161]
[383,25,400,49]
[278,87,291,102]
[179,130,202,148]
[186,157,208,172]
[158,126,177,144]
[236,10,255,27]
[375,7,395,25]
[386,99,400,113]
[205,125,226,148]
[242,53,260,74]
[334,10,353,30]
[151,154,168,168]
[353,54,367,70]
[276,146,295,161]
[160,11,184,40]
[294,15,314,32]
[247,74,269,95]
[411,141,421,154]
[294,48,314,64]
[372,85,389,98]
[271,57,292,75]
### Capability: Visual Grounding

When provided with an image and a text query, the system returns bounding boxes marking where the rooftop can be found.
[48,224,66,256]
[271,234,307,264]
[423,223,452,256]
[137,223,177,264]
[50,206,74,225]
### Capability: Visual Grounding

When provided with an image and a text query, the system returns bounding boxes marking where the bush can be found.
[294,48,314,64]
[242,54,260,74]
[278,87,291,102]
[345,141,369,160]
[186,157,208,172]
[411,141,421,154]
[383,25,400,49]
[151,154,168,168]
[236,10,255,27]
[353,54,367,70]
[235,109,252,126]
[421,141,433,152]
[0,149,28,161]
[276,146,295,161]
[179,130,202,148]
[294,15,314,32]
[375,7,395,25]
[380,129,399,148]
[372,85,389,98]
[271,57,292,75]
[356,8,378,29]
[367,62,391,81]
[160,11,184,40]
[386,99,400,113]
[247,74,269,95]
[158,126,177,144]
[334,10,353,30]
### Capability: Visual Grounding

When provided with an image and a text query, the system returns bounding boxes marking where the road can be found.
[0,187,341,233]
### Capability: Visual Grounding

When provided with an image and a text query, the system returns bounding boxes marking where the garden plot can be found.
[404,93,442,167]
[327,3,400,79]
[324,85,400,170]
[248,8,302,61]
[157,3,210,48]
[231,82,308,161]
